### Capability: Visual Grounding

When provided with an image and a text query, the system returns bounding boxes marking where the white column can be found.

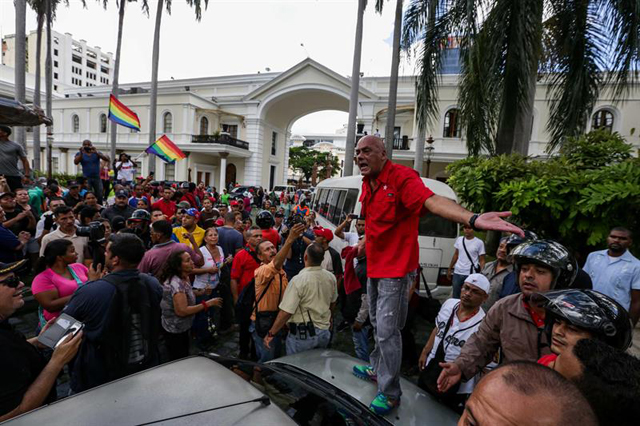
[243,118,264,186]
[59,148,68,173]
[177,156,189,181]
[219,152,228,191]
[182,105,189,135]
[85,109,91,140]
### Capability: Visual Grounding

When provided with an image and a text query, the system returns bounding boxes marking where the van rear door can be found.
[418,212,458,300]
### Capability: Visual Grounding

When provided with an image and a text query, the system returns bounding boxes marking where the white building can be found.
[289,129,347,181]
[19,57,640,189]
[2,30,114,94]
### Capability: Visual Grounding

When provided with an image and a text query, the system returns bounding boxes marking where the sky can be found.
[0,0,418,134]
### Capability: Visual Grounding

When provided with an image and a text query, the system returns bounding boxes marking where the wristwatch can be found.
[267,331,274,338]
[469,213,480,231]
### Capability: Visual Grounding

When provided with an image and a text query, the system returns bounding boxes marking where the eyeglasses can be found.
[0,275,21,288]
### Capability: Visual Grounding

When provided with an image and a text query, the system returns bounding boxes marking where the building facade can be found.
[21,58,640,189]
[2,30,113,94]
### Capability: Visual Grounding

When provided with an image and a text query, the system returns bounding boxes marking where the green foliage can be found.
[34,170,81,187]
[288,146,340,182]
[446,131,640,257]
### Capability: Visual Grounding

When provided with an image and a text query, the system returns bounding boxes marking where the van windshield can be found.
[418,212,458,238]
[273,186,288,192]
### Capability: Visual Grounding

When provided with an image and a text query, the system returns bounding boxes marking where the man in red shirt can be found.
[151,187,177,220]
[351,136,523,415]
[230,226,263,359]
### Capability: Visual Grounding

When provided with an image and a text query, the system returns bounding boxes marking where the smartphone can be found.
[37,313,84,349]
[349,214,359,220]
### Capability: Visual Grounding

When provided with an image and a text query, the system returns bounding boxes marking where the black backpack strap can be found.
[245,247,261,265]
[253,276,276,314]
[420,267,434,300]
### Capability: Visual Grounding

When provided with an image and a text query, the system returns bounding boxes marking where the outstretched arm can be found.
[424,195,524,236]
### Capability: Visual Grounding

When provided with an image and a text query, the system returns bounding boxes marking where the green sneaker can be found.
[369,392,400,415]
[352,365,377,382]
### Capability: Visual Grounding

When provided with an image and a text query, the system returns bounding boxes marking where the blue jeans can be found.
[352,325,371,362]
[286,328,331,355]
[452,273,468,299]
[250,321,283,363]
[86,176,104,204]
[368,273,412,400]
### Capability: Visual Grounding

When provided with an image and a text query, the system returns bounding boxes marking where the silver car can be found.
[3,350,458,425]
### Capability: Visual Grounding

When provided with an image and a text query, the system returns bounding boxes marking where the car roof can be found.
[4,357,295,426]
[268,349,459,425]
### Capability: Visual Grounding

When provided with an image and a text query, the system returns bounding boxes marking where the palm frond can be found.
[186,0,208,21]
[602,0,640,99]
[545,0,607,151]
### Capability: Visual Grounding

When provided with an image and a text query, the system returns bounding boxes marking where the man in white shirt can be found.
[448,225,486,298]
[418,273,490,412]
[39,205,89,265]
[334,215,365,247]
[35,197,65,243]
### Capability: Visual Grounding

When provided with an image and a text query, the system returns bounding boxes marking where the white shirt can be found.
[35,211,57,239]
[454,236,485,275]
[116,161,135,182]
[425,299,486,394]
[192,245,225,289]
[321,250,334,273]
[342,231,360,247]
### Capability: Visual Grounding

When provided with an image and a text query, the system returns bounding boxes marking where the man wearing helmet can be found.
[127,209,152,249]
[256,211,281,248]
[534,289,632,371]
[437,240,577,393]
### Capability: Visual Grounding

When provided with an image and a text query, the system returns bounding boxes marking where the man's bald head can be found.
[355,135,387,178]
[459,361,596,426]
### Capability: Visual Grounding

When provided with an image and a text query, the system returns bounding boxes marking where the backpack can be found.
[233,248,262,323]
[100,273,161,380]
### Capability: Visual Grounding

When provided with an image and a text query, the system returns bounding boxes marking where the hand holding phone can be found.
[37,314,84,349]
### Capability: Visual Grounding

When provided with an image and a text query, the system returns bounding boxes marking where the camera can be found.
[285,213,305,229]
[76,221,106,244]
[84,146,92,153]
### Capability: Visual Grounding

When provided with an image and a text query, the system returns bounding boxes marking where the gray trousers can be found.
[368,273,412,399]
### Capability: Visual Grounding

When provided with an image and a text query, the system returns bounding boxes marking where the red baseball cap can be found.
[230,200,239,206]
[215,218,224,227]
[313,227,334,242]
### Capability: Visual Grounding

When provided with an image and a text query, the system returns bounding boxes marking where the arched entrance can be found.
[225,163,237,188]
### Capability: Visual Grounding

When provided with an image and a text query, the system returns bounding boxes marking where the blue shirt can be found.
[79,152,100,178]
[0,225,20,263]
[583,249,640,310]
[498,270,519,299]
[63,270,162,392]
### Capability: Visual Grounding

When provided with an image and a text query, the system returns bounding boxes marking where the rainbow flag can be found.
[108,95,141,131]
[146,135,186,164]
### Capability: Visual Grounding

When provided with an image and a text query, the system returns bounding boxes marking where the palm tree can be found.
[102,0,150,168]
[14,0,27,153]
[383,0,404,159]
[402,0,640,156]
[28,0,47,172]
[344,0,383,176]
[147,0,208,174]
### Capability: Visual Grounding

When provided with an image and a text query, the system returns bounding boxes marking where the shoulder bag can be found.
[462,238,481,274]
[254,274,281,338]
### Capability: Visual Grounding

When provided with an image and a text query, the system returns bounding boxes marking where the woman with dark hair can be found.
[31,239,89,324]
[159,250,222,360]
[83,191,103,213]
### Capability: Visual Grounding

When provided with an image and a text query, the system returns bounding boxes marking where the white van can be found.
[311,175,457,300]
[272,185,296,199]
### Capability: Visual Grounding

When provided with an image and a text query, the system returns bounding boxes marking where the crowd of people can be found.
[0,133,639,424]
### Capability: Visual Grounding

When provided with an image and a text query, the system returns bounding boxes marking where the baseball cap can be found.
[177,201,191,209]
[230,200,239,207]
[313,227,334,242]
[0,125,12,136]
[464,273,491,295]
[184,208,200,219]
[115,190,128,198]
[215,218,225,227]
[0,192,16,199]
[68,180,80,188]
[180,182,190,189]
[275,212,284,218]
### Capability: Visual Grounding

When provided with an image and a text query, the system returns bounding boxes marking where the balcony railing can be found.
[191,133,249,150]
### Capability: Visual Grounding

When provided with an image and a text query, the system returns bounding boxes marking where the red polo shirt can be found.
[230,247,260,294]
[152,198,177,219]
[361,160,434,278]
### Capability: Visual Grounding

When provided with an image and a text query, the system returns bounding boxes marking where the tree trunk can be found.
[148,0,164,175]
[384,0,403,159]
[46,0,53,178]
[110,0,127,167]
[14,0,27,154]
[33,13,45,173]
[344,0,366,177]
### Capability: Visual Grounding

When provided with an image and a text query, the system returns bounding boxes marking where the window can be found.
[101,66,109,74]
[418,212,458,238]
[271,131,277,156]
[72,55,82,64]
[54,72,58,79]
[162,112,173,133]
[52,157,59,173]
[443,108,461,138]
[222,124,238,138]
[591,109,614,133]
[72,114,79,133]
[86,60,96,70]
[100,114,107,133]
[54,85,58,91]
[199,117,209,135]
[164,163,175,180]
[329,190,347,225]
[54,49,59,56]
[315,189,331,217]
[54,60,58,68]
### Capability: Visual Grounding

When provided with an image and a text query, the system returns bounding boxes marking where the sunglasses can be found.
[0,275,21,288]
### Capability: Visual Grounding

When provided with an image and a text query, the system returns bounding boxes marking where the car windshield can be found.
[206,355,386,426]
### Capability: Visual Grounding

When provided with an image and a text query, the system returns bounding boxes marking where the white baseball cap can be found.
[464,273,491,295]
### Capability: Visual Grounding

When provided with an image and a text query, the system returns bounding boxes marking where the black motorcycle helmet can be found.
[505,230,539,254]
[256,210,274,230]
[532,289,633,350]
[130,209,151,222]
[511,239,577,289]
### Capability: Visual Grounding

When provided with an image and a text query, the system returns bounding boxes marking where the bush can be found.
[34,170,82,187]
[446,131,640,259]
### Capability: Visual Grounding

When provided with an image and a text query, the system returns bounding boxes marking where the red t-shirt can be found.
[261,228,281,247]
[523,300,545,327]
[361,160,434,278]
[152,199,177,219]
[230,248,260,294]
[538,354,558,367]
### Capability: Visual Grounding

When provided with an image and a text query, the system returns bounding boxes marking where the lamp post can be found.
[425,136,434,178]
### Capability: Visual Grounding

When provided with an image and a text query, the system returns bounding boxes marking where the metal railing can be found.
[191,133,250,150]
